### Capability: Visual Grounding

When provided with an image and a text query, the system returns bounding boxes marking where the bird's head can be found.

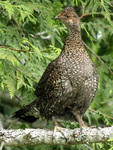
[55,7,80,30]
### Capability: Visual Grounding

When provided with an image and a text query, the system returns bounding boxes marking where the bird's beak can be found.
[54,15,60,20]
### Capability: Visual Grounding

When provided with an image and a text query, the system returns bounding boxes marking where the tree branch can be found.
[0,10,16,28]
[12,16,26,38]
[80,12,113,19]
[0,59,22,73]
[0,46,25,52]
[80,12,101,19]
[84,144,94,150]
[0,127,113,146]
[88,108,113,120]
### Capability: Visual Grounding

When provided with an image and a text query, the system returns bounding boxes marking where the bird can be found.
[12,7,99,128]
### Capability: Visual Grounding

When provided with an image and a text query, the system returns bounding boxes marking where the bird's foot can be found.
[52,116,68,140]
[53,125,68,140]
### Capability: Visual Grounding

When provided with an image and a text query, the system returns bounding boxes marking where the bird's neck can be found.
[62,26,84,53]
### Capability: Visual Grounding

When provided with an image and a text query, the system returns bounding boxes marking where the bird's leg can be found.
[52,116,58,126]
[52,116,67,139]
[52,116,59,136]
[76,115,96,128]
[76,114,85,128]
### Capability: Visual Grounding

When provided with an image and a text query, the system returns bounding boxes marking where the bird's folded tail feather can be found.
[12,99,40,123]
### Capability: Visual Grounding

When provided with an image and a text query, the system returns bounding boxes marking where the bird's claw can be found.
[53,126,68,140]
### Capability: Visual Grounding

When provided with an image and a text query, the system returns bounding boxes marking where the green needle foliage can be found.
[0,0,63,102]
[0,0,113,149]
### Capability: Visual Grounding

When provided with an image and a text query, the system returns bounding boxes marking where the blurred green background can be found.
[0,0,113,149]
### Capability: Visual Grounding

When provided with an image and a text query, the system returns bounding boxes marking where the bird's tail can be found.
[12,99,40,123]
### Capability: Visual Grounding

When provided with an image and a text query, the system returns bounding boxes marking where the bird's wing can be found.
[35,59,57,97]
[35,58,74,111]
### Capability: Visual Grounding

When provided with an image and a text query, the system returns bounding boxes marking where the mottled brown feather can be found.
[12,7,99,127]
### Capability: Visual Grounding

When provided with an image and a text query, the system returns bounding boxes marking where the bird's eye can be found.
[67,15,70,18]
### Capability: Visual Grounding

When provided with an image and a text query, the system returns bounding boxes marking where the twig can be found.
[40,35,51,40]
[1,10,25,38]
[0,59,22,73]
[83,41,113,75]
[12,16,25,38]
[80,13,91,19]
[30,34,51,40]
[80,12,101,19]
[0,46,24,52]
[0,59,37,82]
[0,10,16,28]
[84,144,94,150]
[88,108,113,120]
[37,31,48,35]
[80,12,113,19]
[14,95,21,101]
[0,142,4,150]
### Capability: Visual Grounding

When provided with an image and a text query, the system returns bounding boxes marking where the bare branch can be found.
[37,31,48,35]
[0,127,113,146]
[12,16,26,38]
[84,144,94,150]
[0,10,16,28]
[80,12,113,19]
[0,46,25,52]
[30,33,51,40]
[88,108,113,120]
[14,95,21,101]
[80,12,101,19]
[41,35,51,40]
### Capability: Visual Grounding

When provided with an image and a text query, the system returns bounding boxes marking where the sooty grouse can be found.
[12,7,99,128]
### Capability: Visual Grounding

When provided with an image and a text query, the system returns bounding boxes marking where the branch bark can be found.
[0,127,113,146]
[0,46,25,52]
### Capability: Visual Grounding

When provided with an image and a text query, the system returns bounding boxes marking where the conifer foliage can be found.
[0,0,113,149]
[0,0,63,101]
